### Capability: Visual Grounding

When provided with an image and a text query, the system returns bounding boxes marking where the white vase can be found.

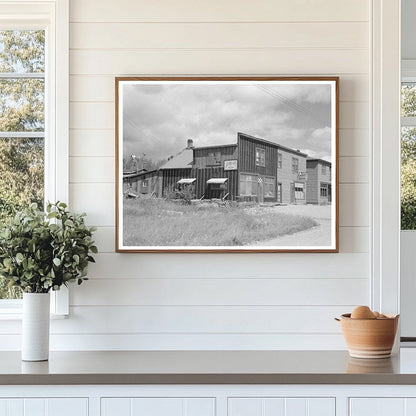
[22,292,50,361]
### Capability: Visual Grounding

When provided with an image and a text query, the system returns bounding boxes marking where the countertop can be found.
[2,349,416,385]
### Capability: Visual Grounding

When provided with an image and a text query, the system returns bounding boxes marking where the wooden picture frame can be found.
[115,77,339,253]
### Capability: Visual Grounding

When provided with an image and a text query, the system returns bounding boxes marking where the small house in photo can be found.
[306,158,332,205]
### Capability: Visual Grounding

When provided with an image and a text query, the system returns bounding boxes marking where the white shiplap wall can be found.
[59,0,371,350]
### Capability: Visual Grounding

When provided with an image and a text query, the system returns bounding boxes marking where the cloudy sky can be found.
[122,81,333,164]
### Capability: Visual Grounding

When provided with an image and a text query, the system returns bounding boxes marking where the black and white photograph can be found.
[116,77,338,252]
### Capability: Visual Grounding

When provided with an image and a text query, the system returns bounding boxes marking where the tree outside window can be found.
[0,30,45,299]
[401,83,416,230]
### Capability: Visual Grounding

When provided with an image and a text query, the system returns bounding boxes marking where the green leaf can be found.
[53,258,61,267]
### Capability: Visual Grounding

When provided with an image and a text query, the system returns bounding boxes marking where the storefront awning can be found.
[207,178,228,184]
[177,178,196,184]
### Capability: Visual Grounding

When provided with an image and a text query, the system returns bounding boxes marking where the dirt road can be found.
[253,204,333,247]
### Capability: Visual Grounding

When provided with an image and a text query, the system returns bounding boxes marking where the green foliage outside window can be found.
[0,30,45,298]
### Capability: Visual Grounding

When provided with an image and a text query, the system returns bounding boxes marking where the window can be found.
[264,176,276,198]
[322,164,327,175]
[278,152,282,169]
[0,1,69,313]
[320,182,328,197]
[292,157,299,173]
[255,147,265,166]
[294,182,305,200]
[142,179,148,188]
[207,151,221,166]
[401,81,416,230]
[240,174,258,196]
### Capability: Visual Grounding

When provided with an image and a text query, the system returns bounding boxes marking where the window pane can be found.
[0,30,45,73]
[401,127,416,230]
[0,137,44,215]
[0,78,44,131]
[0,138,44,299]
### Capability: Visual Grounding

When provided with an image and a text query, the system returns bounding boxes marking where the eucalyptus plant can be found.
[0,202,97,293]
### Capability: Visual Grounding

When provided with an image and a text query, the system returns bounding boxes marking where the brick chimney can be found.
[187,139,194,149]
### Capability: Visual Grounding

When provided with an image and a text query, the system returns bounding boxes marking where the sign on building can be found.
[224,160,238,171]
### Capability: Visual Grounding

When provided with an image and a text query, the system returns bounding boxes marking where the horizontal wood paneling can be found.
[0,305,355,335]
[59,0,372,351]
[69,75,369,103]
[339,129,369,157]
[69,157,114,183]
[58,306,353,334]
[70,49,368,75]
[339,157,369,183]
[69,0,369,23]
[70,278,368,306]
[339,227,369,253]
[70,130,115,157]
[339,183,369,227]
[69,183,114,226]
[86,253,369,279]
[70,22,368,50]
[0,333,347,350]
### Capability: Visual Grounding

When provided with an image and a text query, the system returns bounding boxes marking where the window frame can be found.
[0,0,69,317]
[292,157,299,173]
[255,147,265,167]
[264,176,276,198]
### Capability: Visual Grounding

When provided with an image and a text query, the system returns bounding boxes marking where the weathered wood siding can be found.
[195,168,238,200]
[237,133,277,177]
[161,168,193,196]
[193,145,238,169]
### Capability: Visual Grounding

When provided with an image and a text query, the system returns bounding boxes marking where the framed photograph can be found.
[116,77,339,253]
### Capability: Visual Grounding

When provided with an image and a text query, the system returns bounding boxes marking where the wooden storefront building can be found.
[123,132,319,204]
[306,158,332,205]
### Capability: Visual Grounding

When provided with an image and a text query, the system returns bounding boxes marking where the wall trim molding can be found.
[371,0,401,316]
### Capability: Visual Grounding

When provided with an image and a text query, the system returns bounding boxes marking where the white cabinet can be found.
[228,397,335,416]
[350,398,416,416]
[101,397,215,416]
[0,398,88,416]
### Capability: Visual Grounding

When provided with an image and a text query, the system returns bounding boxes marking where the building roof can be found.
[237,132,308,157]
[123,169,158,179]
[159,148,193,170]
[307,157,332,166]
[194,143,238,151]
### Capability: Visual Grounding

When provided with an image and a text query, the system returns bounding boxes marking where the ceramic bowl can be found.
[337,313,399,359]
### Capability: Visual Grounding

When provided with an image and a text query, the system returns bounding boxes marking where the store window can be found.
[240,174,258,196]
[294,182,305,199]
[264,176,276,198]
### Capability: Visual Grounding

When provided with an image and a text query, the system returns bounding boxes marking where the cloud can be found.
[121,81,333,163]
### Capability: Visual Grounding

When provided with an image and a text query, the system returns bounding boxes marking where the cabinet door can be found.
[0,398,88,416]
[228,397,335,416]
[101,398,215,416]
[350,398,416,416]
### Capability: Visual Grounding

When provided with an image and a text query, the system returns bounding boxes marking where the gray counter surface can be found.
[2,349,416,385]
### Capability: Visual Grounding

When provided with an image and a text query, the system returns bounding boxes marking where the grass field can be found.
[123,198,317,247]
